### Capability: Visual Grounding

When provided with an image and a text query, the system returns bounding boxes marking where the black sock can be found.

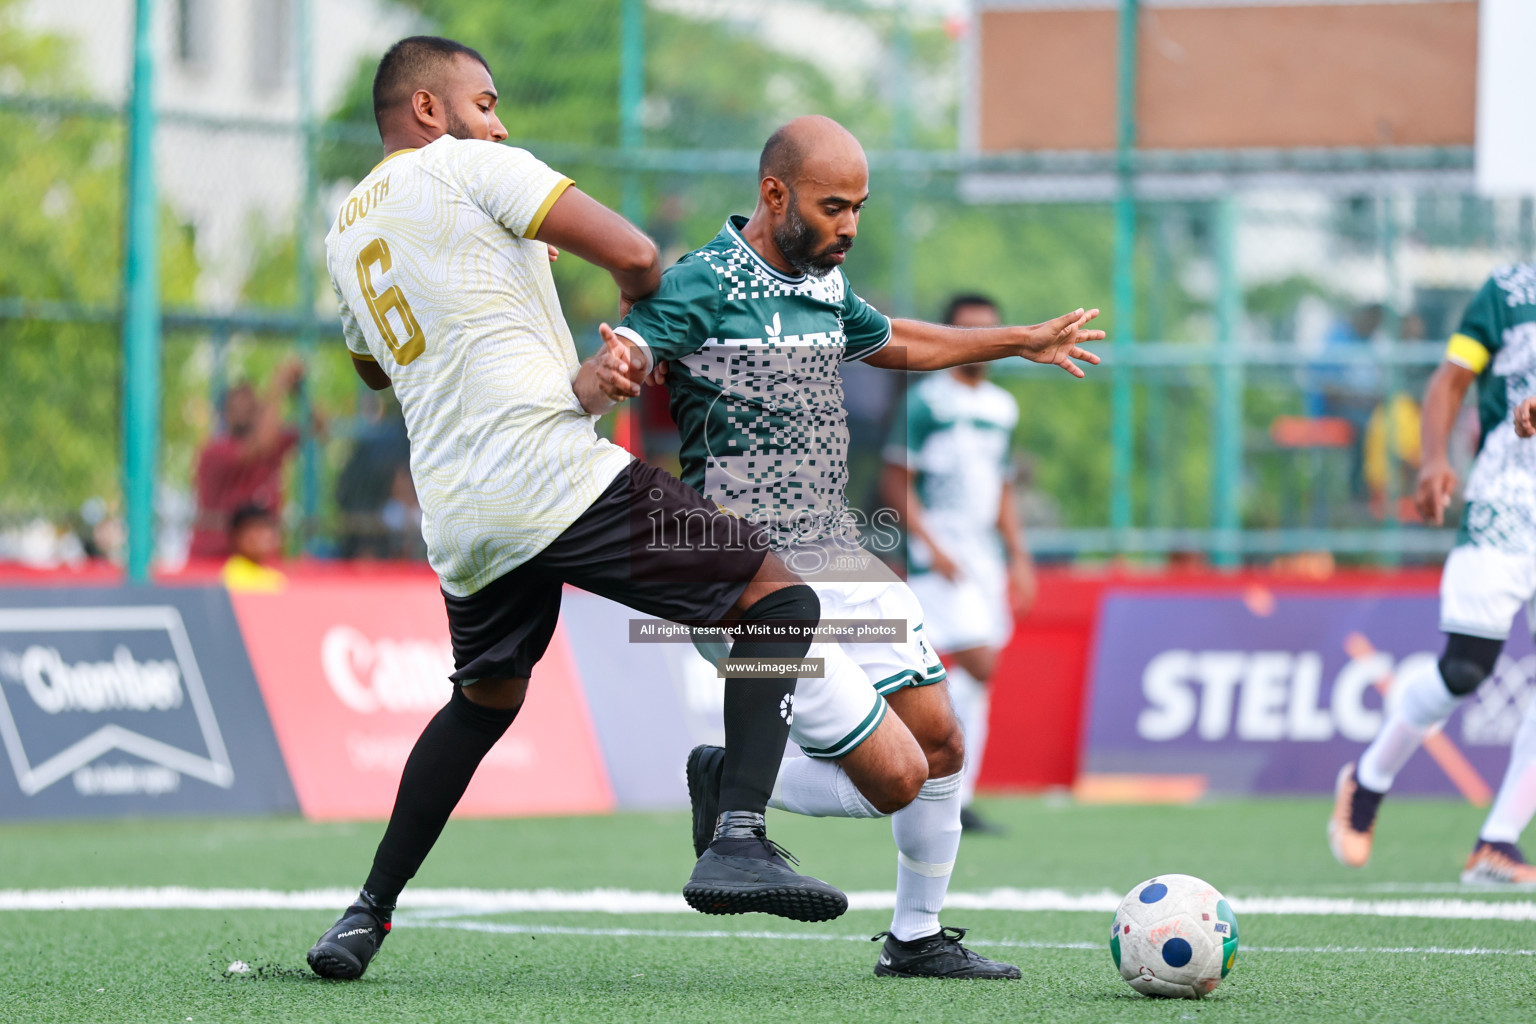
[1349,766,1385,832]
[361,686,521,906]
[717,584,819,816]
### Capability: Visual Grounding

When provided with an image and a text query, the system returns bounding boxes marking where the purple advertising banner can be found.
[1083,591,1535,796]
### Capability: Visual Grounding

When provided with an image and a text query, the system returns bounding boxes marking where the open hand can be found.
[1009,556,1037,618]
[929,545,962,582]
[1020,308,1104,378]
[595,323,645,404]
[1517,397,1536,438]
[1414,458,1458,526]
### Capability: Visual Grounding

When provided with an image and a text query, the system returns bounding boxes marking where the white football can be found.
[1109,873,1238,999]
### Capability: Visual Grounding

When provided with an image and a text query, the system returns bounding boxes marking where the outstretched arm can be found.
[863,308,1103,376]
[532,187,661,311]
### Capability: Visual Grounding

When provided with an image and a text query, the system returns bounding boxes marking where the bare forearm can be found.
[1421,363,1474,466]
[997,484,1028,562]
[875,320,1024,372]
[610,256,661,307]
[880,464,939,552]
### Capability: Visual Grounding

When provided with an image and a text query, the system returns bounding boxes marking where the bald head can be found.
[748,116,869,278]
[758,115,867,187]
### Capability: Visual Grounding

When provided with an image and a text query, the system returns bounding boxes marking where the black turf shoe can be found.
[959,806,1006,836]
[872,927,1022,979]
[686,744,725,858]
[683,811,848,922]
[306,902,391,979]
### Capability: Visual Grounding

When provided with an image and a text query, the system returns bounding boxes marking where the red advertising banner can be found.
[230,579,614,821]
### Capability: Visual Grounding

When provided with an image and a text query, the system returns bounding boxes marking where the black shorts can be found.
[443,460,770,682]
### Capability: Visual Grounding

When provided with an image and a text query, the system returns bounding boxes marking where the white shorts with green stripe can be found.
[792,580,947,759]
[689,581,946,760]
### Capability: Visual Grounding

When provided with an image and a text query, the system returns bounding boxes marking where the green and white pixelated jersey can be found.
[1445,264,1536,554]
[325,136,632,596]
[616,216,892,550]
[884,371,1018,572]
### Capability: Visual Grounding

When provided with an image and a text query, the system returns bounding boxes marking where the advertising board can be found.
[0,586,296,819]
[231,579,614,820]
[1083,591,1533,797]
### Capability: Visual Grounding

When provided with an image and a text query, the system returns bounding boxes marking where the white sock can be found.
[1480,693,1536,844]
[947,666,990,806]
[889,771,962,942]
[1356,658,1461,793]
[768,756,882,818]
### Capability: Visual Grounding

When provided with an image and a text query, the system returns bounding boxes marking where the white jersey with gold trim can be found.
[325,135,631,596]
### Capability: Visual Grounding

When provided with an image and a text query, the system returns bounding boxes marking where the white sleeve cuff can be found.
[612,325,654,373]
[844,318,893,363]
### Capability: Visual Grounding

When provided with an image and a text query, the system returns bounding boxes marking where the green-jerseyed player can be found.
[1332,264,1536,883]
[584,115,1102,977]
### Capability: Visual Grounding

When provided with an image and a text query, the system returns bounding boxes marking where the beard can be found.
[772,193,852,278]
[444,108,477,141]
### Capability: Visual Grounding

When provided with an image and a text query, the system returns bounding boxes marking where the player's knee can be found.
[927,720,966,780]
[870,758,928,814]
[459,677,528,711]
[1439,657,1489,697]
[1439,634,1503,697]
[956,648,997,682]
[736,583,819,658]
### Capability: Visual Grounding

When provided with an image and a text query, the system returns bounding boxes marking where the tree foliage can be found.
[0,0,200,532]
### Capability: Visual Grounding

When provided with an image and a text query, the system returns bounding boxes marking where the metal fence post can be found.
[122,0,160,583]
[1213,195,1242,566]
[889,2,916,319]
[1147,205,1171,529]
[1110,0,1139,542]
[620,0,645,224]
[296,0,320,552]
[1380,192,1403,566]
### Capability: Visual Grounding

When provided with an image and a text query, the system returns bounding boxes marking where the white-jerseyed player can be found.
[307,35,852,981]
[880,293,1036,835]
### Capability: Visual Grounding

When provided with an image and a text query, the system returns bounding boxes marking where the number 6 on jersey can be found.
[356,237,425,365]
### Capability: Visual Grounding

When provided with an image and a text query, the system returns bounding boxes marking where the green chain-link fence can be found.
[0,0,1520,572]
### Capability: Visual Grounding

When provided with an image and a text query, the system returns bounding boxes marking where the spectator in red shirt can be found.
[189,359,305,560]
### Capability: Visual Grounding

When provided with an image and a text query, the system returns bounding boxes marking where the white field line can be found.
[408,919,1536,958]
[8,886,1536,922]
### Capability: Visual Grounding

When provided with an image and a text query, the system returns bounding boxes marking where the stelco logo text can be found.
[1135,649,1436,744]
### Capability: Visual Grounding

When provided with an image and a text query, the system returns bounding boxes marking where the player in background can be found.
[306,38,846,981]
[592,116,1101,977]
[879,293,1035,835]
[1331,264,1536,883]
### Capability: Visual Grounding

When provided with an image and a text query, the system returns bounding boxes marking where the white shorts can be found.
[1439,545,1536,640]
[691,580,945,760]
[907,559,1013,654]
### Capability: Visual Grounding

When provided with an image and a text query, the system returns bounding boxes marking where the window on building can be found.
[175,0,213,69]
[251,0,293,92]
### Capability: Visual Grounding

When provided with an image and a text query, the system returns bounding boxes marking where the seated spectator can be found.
[189,358,306,560]
[220,504,287,593]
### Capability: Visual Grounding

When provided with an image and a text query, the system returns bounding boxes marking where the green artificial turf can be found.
[5,796,1536,1023]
